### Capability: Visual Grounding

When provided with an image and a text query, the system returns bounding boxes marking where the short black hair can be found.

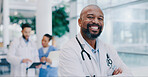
[22,23,31,30]
[44,34,52,41]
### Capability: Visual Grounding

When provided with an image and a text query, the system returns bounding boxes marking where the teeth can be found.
[91,26,98,29]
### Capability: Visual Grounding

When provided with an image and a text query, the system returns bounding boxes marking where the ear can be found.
[78,18,82,27]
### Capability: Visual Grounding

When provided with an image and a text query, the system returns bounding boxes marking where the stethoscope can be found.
[76,36,113,76]
[106,53,113,69]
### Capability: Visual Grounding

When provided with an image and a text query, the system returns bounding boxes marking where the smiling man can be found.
[58,5,133,76]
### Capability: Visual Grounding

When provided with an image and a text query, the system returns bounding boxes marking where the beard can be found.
[81,23,102,40]
[22,35,29,41]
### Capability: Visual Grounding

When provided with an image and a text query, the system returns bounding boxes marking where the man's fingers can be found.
[116,69,120,74]
[28,59,32,62]
[112,68,123,75]
[114,69,119,75]
[112,69,117,75]
[22,59,32,63]
[118,68,122,74]
[27,59,32,62]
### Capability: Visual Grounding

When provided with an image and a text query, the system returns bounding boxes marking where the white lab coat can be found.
[7,37,39,77]
[58,33,133,77]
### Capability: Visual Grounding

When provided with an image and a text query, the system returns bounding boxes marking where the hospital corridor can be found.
[0,0,148,77]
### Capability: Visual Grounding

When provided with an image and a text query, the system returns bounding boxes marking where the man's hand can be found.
[22,59,32,63]
[112,68,122,75]
[46,58,52,64]
[40,57,46,63]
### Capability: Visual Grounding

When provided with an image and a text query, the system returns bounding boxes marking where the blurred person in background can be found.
[7,24,40,77]
[38,34,58,77]
[58,5,133,76]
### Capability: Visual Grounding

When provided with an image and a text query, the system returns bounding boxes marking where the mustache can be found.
[87,23,102,29]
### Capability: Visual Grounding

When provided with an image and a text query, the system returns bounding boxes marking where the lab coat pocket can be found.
[27,47,36,61]
[29,47,37,55]
[16,47,26,57]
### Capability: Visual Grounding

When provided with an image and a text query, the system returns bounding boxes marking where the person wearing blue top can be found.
[38,34,58,77]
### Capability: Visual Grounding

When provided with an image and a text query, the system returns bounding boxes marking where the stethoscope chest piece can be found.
[106,54,113,69]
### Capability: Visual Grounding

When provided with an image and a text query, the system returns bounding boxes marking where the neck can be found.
[81,32,96,49]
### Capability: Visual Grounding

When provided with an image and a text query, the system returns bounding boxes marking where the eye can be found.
[87,16,94,19]
[98,18,103,21]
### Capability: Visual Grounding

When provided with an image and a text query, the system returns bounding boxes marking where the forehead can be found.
[81,6,104,17]
[23,27,31,30]
[43,36,49,40]
[22,27,31,31]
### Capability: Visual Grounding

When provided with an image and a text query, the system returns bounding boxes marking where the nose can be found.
[92,18,103,26]
[92,18,99,24]
[26,32,30,36]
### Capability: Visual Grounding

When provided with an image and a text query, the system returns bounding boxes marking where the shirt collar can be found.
[22,36,29,44]
[84,38,99,53]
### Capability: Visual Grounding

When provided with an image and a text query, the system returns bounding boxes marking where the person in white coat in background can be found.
[7,24,40,77]
[58,5,133,77]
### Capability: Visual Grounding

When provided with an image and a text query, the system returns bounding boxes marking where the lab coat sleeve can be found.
[107,45,133,77]
[34,49,40,62]
[6,39,23,65]
[58,47,85,76]
[32,43,40,62]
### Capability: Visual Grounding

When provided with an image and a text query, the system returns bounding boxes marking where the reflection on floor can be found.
[1,67,148,76]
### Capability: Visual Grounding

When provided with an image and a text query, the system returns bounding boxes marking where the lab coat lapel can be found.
[20,37,25,47]
[20,37,30,47]
[84,45,97,62]
[98,39,108,76]
[77,33,97,62]
[19,37,33,57]
[77,33,99,76]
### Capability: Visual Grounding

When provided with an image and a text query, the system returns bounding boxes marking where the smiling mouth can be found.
[89,25,100,32]
[87,23,102,32]
[90,26,98,30]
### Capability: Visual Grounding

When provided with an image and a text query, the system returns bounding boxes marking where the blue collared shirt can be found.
[84,39,99,53]
[84,39,101,72]
[23,37,29,44]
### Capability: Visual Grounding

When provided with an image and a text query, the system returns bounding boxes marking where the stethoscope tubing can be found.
[76,35,113,76]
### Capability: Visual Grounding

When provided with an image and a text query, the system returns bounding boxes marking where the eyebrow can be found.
[87,14,94,16]
[87,14,104,18]
[100,15,104,18]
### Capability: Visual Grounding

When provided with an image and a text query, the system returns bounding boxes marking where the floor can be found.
[1,67,148,77]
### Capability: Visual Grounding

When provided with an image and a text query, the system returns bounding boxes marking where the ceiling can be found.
[8,0,148,17]
[9,0,37,17]
[9,0,70,17]
[0,0,148,24]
